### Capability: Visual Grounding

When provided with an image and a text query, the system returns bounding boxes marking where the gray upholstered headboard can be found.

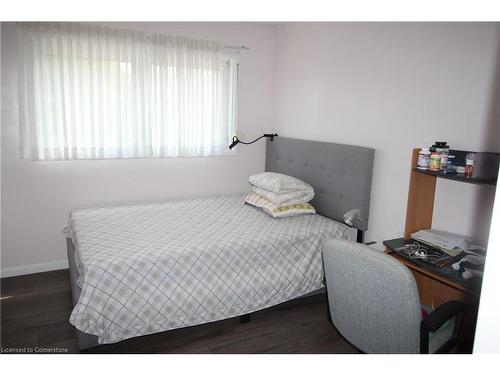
[265,137,375,228]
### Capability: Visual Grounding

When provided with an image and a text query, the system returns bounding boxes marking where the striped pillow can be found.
[244,192,316,218]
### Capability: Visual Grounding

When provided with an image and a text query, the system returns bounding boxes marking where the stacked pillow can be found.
[244,172,316,218]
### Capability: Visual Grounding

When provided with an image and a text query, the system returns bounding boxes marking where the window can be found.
[17,23,238,160]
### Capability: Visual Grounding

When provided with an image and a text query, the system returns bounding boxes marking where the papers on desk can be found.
[411,229,468,257]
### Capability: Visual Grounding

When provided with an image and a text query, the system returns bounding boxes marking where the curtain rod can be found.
[17,22,250,51]
[223,45,250,51]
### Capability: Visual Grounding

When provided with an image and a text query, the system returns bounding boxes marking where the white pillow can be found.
[249,172,314,195]
[252,186,314,206]
[244,192,316,218]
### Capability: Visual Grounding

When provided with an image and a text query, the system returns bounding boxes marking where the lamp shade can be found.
[343,209,366,231]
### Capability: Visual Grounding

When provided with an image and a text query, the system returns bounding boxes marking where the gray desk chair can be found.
[323,239,468,354]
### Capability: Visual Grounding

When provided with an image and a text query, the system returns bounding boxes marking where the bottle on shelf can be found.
[417,148,431,170]
[444,154,456,174]
[429,150,441,171]
[435,142,449,171]
[465,153,476,178]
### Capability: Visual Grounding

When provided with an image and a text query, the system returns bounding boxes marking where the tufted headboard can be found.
[265,137,375,228]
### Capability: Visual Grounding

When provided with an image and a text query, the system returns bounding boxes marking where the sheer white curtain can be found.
[17,23,238,160]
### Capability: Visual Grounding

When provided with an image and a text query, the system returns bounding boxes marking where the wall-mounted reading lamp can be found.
[343,209,367,244]
[229,133,278,150]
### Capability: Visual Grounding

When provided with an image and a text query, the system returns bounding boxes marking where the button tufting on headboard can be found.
[265,137,375,227]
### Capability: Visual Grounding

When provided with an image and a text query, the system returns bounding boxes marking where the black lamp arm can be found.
[263,133,278,141]
[229,133,278,149]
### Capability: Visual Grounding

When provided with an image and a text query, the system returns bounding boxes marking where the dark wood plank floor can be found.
[1,270,360,354]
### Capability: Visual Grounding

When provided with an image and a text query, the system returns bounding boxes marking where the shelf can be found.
[413,168,497,186]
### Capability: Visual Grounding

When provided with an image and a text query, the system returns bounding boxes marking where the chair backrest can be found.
[323,239,422,354]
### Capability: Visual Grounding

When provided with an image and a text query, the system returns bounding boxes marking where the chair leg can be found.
[240,314,251,324]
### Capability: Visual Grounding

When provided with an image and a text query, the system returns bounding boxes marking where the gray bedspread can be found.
[68,194,349,344]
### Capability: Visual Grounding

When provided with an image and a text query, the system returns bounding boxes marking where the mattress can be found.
[67,194,350,344]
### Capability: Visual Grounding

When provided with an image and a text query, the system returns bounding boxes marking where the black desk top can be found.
[383,238,483,292]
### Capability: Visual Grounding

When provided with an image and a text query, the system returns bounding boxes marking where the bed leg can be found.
[240,314,251,324]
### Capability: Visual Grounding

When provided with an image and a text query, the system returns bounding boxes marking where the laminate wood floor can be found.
[0,269,360,354]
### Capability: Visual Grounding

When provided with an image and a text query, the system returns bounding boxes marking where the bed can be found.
[66,137,375,350]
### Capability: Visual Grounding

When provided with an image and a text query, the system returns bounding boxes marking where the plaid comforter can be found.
[68,194,349,344]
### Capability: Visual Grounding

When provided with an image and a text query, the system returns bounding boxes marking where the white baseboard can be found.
[1,259,69,278]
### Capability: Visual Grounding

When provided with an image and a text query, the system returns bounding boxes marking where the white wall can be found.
[272,22,500,246]
[1,22,275,276]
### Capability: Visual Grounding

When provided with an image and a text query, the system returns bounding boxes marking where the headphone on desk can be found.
[406,242,429,258]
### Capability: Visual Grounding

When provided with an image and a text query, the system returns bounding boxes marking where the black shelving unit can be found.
[414,148,499,186]
[413,168,497,186]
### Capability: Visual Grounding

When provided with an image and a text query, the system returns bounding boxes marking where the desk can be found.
[384,238,481,352]
[383,238,481,306]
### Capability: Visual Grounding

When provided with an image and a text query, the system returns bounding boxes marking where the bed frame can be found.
[67,137,375,350]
